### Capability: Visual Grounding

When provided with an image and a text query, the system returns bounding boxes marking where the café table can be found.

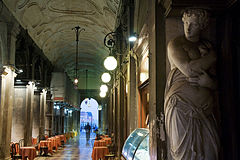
[20,147,36,160]
[59,135,66,144]
[55,136,61,147]
[48,137,58,151]
[92,146,109,160]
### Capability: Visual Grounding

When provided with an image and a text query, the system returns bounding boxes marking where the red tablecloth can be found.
[103,138,112,145]
[55,136,61,147]
[100,135,109,138]
[20,147,36,160]
[94,140,107,147]
[48,137,58,151]
[92,146,109,160]
[59,135,67,143]
[38,140,53,154]
[32,138,37,145]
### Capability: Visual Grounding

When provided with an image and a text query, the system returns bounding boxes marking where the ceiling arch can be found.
[3,0,120,89]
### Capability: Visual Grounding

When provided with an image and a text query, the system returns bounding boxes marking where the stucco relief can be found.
[47,0,99,15]
[3,0,120,81]
[22,4,43,28]
[16,0,30,9]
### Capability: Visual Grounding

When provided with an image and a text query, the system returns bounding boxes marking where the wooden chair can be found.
[18,139,24,148]
[10,143,27,160]
[104,154,115,160]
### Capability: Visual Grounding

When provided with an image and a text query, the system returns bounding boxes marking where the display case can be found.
[122,128,150,160]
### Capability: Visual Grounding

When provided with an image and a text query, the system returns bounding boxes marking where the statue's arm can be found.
[189,43,217,72]
[168,39,197,77]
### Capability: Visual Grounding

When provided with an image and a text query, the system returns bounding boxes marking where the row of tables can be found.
[91,135,113,160]
[11,134,68,160]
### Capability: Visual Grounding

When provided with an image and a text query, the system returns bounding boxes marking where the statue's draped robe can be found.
[164,68,219,160]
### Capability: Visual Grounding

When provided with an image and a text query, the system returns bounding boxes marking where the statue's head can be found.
[182,8,209,42]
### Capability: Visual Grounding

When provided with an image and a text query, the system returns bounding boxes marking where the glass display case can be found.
[122,128,150,160]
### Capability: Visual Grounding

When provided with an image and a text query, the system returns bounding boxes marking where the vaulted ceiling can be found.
[3,0,120,89]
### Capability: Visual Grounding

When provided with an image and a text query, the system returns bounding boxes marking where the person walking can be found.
[84,122,91,145]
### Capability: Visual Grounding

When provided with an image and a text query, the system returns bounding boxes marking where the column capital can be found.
[7,22,20,38]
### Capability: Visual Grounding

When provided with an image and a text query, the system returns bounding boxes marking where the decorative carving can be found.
[47,0,99,15]
[16,0,29,9]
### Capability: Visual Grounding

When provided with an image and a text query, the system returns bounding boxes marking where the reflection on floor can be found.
[35,132,95,160]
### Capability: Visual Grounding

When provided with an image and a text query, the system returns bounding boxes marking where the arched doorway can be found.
[80,98,99,134]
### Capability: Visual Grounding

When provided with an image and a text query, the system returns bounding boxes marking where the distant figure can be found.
[84,123,91,144]
[94,127,100,140]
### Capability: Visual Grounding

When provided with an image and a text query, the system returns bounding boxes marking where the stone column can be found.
[24,82,35,146]
[39,89,47,137]
[0,18,19,159]
[0,67,16,159]
[101,104,107,134]
[11,86,26,142]
[45,93,53,136]
[32,92,40,138]
[109,92,113,134]
[128,55,138,134]
[118,75,125,158]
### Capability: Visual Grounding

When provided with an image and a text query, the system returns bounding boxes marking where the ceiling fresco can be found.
[3,0,120,89]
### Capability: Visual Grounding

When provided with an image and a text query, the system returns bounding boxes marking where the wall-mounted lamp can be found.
[101,72,111,83]
[99,91,106,98]
[100,84,108,93]
[129,33,137,42]
[104,56,117,71]
[103,32,118,71]
[129,36,137,42]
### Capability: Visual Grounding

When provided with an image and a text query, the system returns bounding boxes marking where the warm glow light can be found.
[100,92,106,98]
[140,73,148,83]
[19,69,23,73]
[74,78,78,84]
[129,36,137,42]
[100,84,108,93]
[104,56,117,71]
[101,72,111,83]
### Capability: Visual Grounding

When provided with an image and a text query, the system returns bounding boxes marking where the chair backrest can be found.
[19,139,24,148]
[10,143,18,156]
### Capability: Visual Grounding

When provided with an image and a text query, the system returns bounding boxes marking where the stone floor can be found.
[35,132,95,160]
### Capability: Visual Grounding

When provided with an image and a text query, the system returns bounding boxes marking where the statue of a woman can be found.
[164,9,219,160]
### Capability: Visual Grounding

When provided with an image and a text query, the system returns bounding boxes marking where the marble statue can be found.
[164,9,220,160]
